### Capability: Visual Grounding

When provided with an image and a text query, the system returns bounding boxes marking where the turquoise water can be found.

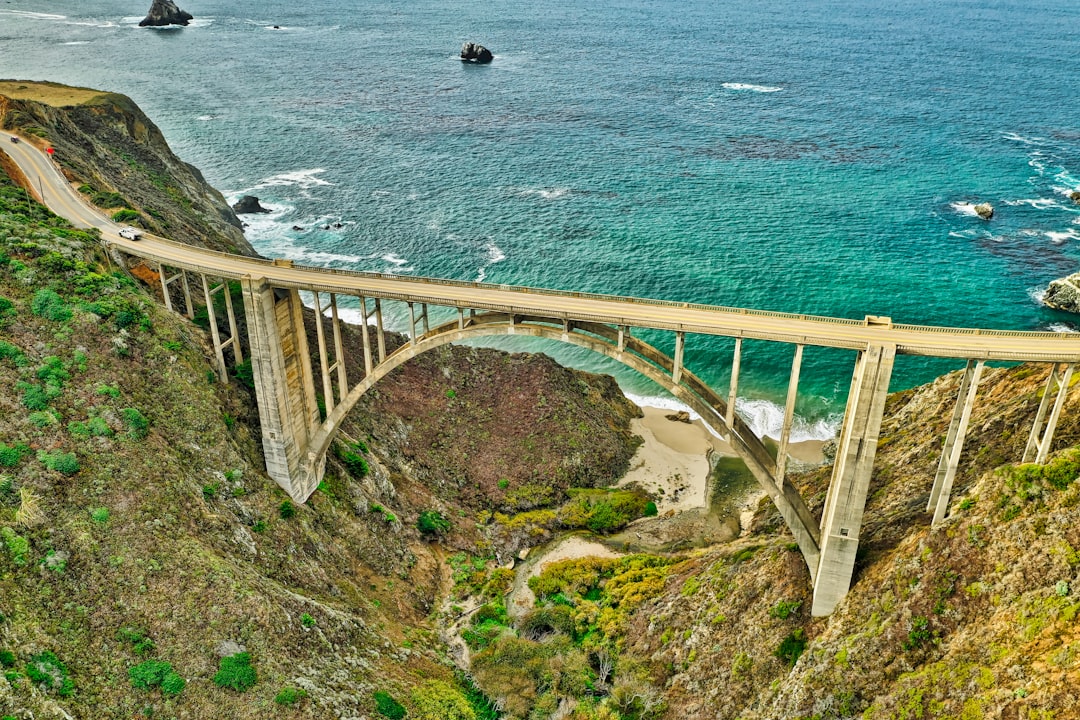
[3,0,1079,437]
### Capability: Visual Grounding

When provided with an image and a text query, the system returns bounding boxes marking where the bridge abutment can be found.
[812,343,896,616]
[241,279,324,502]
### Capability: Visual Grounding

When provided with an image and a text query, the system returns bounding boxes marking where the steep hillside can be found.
[0,137,640,718]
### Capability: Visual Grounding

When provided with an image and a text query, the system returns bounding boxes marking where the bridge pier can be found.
[1024,363,1074,464]
[928,359,984,526]
[812,343,895,616]
[240,278,324,502]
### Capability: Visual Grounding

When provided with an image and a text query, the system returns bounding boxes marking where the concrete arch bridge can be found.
[7,136,1079,616]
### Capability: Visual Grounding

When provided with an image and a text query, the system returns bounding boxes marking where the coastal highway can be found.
[6,134,1080,363]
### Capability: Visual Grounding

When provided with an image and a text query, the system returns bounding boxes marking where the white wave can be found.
[1003,197,1062,210]
[625,393,839,444]
[1027,285,1048,304]
[237,169,332,195]
[1053,185,1080,200]
[949,201,982,217]
[948,229,977,239]
[518,187,571,200]
[0,10,66,20]
[63,19,117,28]
[61,41,91,45]
[1046,229,1080,245]
[722,82,783,93]
[1047,323,1079,334]
[475,242,507,283]
[196,114,218,121]
[1003,132,1047,146]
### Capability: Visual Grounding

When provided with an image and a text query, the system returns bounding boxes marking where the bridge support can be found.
[812,343,895,616]
[1024,363,1074,464]
[928,359,984,526]
[240,278,324,501]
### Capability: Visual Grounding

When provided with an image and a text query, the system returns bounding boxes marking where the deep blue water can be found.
[2,0,1079,438]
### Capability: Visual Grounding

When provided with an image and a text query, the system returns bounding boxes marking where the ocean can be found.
[2,0,1079,441]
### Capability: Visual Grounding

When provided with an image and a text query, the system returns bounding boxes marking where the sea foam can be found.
[722,83,783,93]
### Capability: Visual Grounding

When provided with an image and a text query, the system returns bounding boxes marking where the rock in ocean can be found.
[139,0,194,27]
[460,42,493,63]
[232,195,271,214]
[1043,274,1080,314]
[973,202,994,220]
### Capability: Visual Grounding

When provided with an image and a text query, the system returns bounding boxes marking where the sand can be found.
[616,405,828,515]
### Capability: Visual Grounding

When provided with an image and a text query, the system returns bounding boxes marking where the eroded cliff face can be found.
[0,82,253,255]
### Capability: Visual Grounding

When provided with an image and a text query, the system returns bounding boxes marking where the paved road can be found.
[6,134,1080,362]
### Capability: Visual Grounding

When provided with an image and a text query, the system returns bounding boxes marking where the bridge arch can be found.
[305,312,822,576]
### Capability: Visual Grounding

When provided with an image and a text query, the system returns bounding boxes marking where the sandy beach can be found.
[617,405,828,515]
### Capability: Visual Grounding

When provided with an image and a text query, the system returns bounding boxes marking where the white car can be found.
[118,227,142,240]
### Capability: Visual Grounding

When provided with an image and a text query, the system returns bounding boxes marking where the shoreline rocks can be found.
[460,42,493,63]
[232,195,271,214]
[1043,274,1080,314]
[140,0,193,27]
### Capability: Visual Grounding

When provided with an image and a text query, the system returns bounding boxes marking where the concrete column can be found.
[181,271,194,320]
[811,343,896,616]
[672,332,685,385]
[775,344,804,483]
[330,294,347,399]
[312,292,334,415]
[421,303,430,334]
[200,274,228,383]
[159,264,173,312]
[726,338,742,436]
[929,359,984,526]
[375,299,386,362]
[223,281,242,365]
[239,279,323,502]
[618,326,627,353]
[408,302,416,346]
[359,296,374,376]
[458,307,465,330]
[1024,363,1074,464]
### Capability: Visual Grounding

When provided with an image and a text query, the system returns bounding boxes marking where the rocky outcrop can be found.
[460,42,493,63]
[974,202,994,219]
[139,0,193,27]
[1070,189,1080,204]
[232,195,271,214]
[1042,274,1080,313]
[0,82,253,255]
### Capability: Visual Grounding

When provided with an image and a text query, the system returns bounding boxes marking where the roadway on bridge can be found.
[6,135,1080,363]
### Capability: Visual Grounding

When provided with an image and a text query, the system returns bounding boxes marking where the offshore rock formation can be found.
[1042,273,1080,313]
[139,0,193,27]
[460,42,494,63]
[232,195,271,214]
[1070,189,1080,204]
[973,202,994,219]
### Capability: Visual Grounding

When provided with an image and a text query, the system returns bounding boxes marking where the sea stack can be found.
[973,202,994,220]
[460,42,494,63]
[139,0,193,27]
[1070,190,1080,204]
[232,195,271,214]
[1043,274,1080,314]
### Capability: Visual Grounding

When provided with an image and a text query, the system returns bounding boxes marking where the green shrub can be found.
[37,450,80,475]
[769,599,802,620]
[90,191,130,209]
[30,289,71,322]
[96,383,121,398]
[28,411,57,428]
[903,616,935,651]
[279,500,296,519]
[90,507,110,524]
[643,500,658,517]
[775,628,807,667]
[336,442,369,478]
[111,209,139,223]
[275,687,308,706]
[0,443,26,468]
[25,651,74,696]
[0,650,15,667]
[20,383,50,410]
[120,407,149,440]
[418,510,452,537]
[213,652,257,692]
[300,613,316,628]
[233,359,255,390]
[2,527,30,566]
[410,679,476,720]
[374,690,407,719]
[0,341,26,365]
[129,659,185,695]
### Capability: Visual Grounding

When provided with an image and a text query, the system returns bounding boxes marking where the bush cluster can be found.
[213,652,257,692]
[129,659,185,696]
[374,690,407,719]
[417,510,452,537]
[25,651,74,697]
